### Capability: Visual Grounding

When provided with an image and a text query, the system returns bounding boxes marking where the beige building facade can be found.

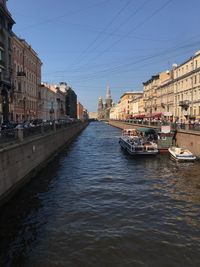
[110,103,119,120]
[173,51,200,121]
[39,83,66,121]
[110,51,200,122]
[143,71,174,120]
[118,92,143,120]
[156,71,174,120]
[129,95,144,118]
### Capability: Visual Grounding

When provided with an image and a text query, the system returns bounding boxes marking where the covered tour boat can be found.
[119,129,159,156]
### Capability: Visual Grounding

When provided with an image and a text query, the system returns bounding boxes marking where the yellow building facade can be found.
[173,51,200,121]
[110,51,200,122]
[118,92,143,120]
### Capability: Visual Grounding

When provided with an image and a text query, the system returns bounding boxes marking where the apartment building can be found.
[143,71,171,119]
[38,83,66,121]
[118,92,143,120]
[155,70,174,120]
[173,51,200,121]
[110,103,119,120]
[0,0,15,123]
[143,75,159,116]
[129,95,144,118]
[65,86,77,119]
[12,34,42,122]
[38,83,58,121]
[77,102,84,120]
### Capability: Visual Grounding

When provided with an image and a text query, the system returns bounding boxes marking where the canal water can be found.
[1,122,200,267]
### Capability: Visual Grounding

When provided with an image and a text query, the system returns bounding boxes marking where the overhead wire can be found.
[73,0,150,69]
[78,0,173,69]
[15,0,112,31]
[48,39,200,83]
[71,0,133,66]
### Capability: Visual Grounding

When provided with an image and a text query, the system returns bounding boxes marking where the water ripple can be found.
[0,122,200,267]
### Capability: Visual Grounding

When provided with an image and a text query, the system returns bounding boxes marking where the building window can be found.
[0,49,3,61]
[18,82,21,92]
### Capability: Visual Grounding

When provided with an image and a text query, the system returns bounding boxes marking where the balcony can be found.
[0,60,5,67]
[49,108,54,114]
[161,103,165,108]
[179,100,189,108]
[0,41,4,49]
[17,71,26,77]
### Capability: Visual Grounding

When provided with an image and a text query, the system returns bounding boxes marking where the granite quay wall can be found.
[109,120,200,157]
[0,122,88,205]
[176,130,200,158]
[108,120,160,130]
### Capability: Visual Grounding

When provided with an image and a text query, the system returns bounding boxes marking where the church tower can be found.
[97,96,103,119]
[105,84,112,108]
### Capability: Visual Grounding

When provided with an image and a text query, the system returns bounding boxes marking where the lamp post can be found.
[23,96,26,121]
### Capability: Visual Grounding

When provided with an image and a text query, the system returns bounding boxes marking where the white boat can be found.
[168,146,196,162]
[119,129,159,156]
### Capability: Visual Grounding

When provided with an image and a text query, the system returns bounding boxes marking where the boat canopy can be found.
[137,127,156,134]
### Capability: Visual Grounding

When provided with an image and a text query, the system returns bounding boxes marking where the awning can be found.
[133,114,145,119]
[145,112,162,119]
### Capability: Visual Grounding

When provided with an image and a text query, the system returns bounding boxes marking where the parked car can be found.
[31,119,43,126]
[1,121,17,131]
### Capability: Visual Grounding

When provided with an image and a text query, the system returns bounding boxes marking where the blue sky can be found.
[7,0,200,112]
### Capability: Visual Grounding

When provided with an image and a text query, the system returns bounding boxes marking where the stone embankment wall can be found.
[108,120,130,129]
[108,120,159,130]
[0,122,88,205]
[109,120,200,157]
[176,130,200,157]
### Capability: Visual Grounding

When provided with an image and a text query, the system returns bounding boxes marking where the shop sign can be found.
[161,125,171,133]
[163,112,172,116]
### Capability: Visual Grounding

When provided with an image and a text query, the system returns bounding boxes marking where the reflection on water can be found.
[0,122,200,267]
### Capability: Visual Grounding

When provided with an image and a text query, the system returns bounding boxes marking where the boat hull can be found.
[168,147,196,162]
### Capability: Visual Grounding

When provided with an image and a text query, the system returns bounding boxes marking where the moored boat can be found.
[119,129,159,156]
[168,146,196,162]
[157,125,176,153]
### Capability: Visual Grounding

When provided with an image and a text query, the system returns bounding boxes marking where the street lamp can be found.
[23,96,26,120]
